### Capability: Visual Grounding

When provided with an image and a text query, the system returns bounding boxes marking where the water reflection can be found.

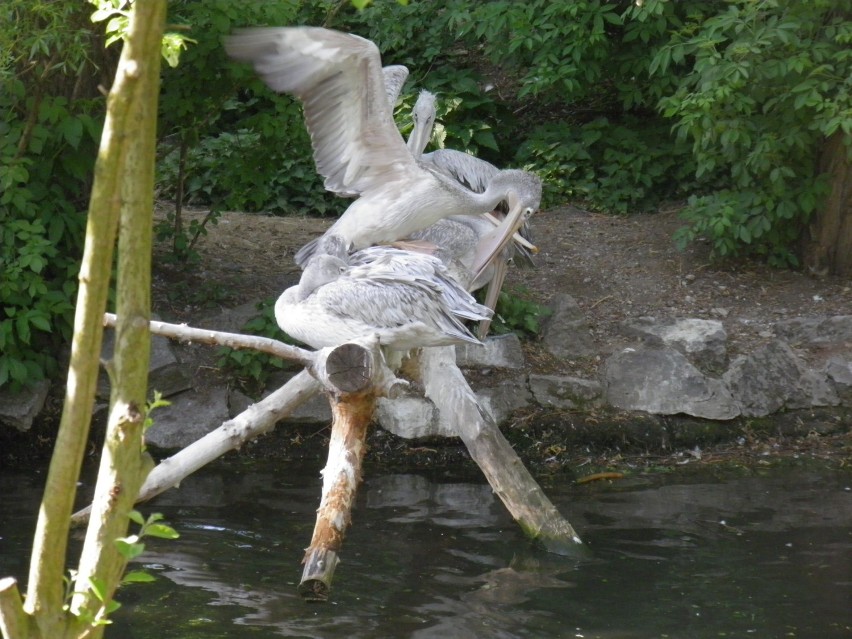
[0,460,849,638]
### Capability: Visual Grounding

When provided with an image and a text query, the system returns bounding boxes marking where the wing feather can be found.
[225,27,417,197]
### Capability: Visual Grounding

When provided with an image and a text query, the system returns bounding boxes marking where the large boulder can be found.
[529,374,601,409]
[825,355,852,402]
[376,396,443,439]
[603,345,739,420]
[98,321,191,400]
[623,317,727,372]
[475,375,533,424]
[145,384,230,450]
[774,315,852,346]
[722,340,839,417]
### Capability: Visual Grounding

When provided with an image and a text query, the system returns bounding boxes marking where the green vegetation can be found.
[2,0,849,389]
[489,288,552,338]
[216,298,301,390]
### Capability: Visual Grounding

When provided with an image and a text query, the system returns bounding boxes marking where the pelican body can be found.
[275,247,492,351]
[225,27,535,269]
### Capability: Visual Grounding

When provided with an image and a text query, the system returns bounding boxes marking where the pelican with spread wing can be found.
[225,27,533,276]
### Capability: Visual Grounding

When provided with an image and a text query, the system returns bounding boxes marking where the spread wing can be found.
[225,27,418,197]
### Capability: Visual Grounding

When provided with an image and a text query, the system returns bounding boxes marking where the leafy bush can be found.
[517,117,702,212]
[657,1,850,265]
[0,2,105,389]
[489,288,552,338]
[155,0,340,233]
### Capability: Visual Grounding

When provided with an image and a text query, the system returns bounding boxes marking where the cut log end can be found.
[326,343,372,393]
[298,548,339,602]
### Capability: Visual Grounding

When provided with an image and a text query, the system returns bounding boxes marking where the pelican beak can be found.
[482,212,538,254]
[476,258,508,339]
[470,199,530,285]
[406,118,432,157]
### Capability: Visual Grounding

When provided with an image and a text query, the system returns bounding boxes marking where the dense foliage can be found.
[3,0,849,388]
[658,1,850,265]
[1,1,106,389]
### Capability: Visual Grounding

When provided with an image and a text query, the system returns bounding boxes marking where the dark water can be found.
[1,459,850,638]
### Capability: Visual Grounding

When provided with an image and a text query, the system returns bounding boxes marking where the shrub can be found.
[657,1,850,265]
[1,2,105,389]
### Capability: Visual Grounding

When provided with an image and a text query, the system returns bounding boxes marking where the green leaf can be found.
[59,117,83,150]
[144,523,180,540]
[122,571,157,584]
[128,510,145,526]
[115,538,145,560]
[88,577,108,603]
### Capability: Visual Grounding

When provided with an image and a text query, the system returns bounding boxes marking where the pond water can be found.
[1,458,849,638]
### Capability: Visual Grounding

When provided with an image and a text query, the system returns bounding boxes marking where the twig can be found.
[575,472,624,485]
[588,294,613,310]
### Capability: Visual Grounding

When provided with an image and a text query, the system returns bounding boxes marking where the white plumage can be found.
[275,247,492,351]
[225,27,535,269]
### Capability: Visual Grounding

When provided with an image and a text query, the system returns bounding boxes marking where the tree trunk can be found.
[1,3,167,639]
[803,131,852,277]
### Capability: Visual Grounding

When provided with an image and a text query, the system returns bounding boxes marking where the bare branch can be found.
[103,312,315,366]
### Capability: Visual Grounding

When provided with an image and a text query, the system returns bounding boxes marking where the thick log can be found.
[419,347,584,554]
[299,389,374,601]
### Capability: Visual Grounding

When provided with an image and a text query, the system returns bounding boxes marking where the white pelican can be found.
[400,89,541,336]
[274,246,492,351]
[224,27,532,271]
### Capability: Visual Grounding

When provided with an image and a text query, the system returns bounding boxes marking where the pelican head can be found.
[406,90,437,157]
[502,170,542,219]
[471,170,542,284]
[298,253,348,301]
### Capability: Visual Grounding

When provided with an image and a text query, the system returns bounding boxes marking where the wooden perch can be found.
[71,319,409,533]
[103,312,314,366]
[298,342,382,601]
[70,370,322,526]
[418,347,584,554]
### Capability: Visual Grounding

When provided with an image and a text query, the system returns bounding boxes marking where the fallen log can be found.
[299,389,374,601]
[419,346,584,554]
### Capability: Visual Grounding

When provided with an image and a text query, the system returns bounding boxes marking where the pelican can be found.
[274,246,492,351]
[224,27,532,272]
[400,89,541,336]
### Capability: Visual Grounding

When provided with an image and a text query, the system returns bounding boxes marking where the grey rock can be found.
[0,379,50,432]
[825,356,852,402]
[476,375,532,424]
[623,317,727,371]
[540,293,597,358]
[774,315,852,346]
[98,323,191,400]
[529,374,601,408]
[376,396,443,439]
[456,333,524,369]
[723,341,839,417]
[145,385,230,449]
[264,371,331,424]
[197,300,264,333]
[604,346,739,420]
